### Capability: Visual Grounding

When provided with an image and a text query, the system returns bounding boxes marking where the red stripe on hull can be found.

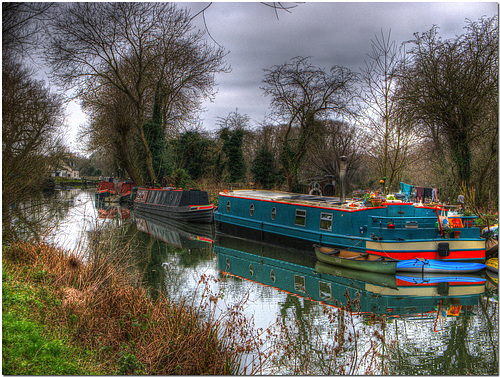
[395,279,485,287]
[367,249,485,261]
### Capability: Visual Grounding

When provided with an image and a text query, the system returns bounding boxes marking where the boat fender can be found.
[309,188,322,196]
[437,282,449,296]
[438,243,450,257]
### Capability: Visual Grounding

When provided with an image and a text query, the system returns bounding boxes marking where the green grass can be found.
[2,268,104,375]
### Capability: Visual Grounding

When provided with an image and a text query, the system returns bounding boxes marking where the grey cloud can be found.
[181,2,498,129]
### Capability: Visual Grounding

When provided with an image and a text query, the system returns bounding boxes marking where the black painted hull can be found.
[134,202,214,223]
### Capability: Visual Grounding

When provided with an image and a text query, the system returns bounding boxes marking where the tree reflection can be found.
[388,300,499,375]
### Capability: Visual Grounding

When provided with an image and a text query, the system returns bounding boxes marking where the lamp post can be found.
[339,155,347,203]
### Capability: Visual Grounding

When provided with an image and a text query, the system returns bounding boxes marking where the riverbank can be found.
[2,241,255,375]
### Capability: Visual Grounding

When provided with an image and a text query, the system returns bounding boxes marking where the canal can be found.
[14,189,499,375]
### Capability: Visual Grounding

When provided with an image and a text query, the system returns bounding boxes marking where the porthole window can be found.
[226,200,231,212]
[271,207,277,220]
[270,269,276,283]
[249,264,254,276]
[226,258,230,270]
[250,204,255,216]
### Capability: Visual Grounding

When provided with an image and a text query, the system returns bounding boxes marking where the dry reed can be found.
[2,240,260,374]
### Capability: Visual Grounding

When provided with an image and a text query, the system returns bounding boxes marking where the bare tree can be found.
[360,30,421,192]
[2,60,66,237]
[80,84,142,184]
[2,2,53,60]
[396,16,498,192]
[307,120,370,192]
[46,2,228,184]
[262,57,358,191]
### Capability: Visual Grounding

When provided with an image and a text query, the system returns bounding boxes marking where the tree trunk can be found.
[135,108,157,185]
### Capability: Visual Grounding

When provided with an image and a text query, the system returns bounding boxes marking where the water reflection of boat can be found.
[215,234,485,318]
[94,200,131,219]
[134,211,214,249]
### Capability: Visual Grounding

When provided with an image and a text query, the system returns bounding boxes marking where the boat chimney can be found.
[339,155,347,203]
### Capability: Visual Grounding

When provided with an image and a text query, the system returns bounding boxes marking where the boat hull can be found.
[135,202,214,223]
[314,245,398,274]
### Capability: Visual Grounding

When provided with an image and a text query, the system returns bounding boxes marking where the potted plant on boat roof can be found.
[370,192,383,207]
[363,193,373,207]
[442,227,452,239]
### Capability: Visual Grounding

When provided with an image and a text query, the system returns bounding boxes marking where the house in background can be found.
[50,154,80,179]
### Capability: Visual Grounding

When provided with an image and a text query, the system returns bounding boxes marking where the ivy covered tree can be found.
[396,16,498,191]
[170,131,215,181]
[220,127,246,183]
[251,147,281,189]
[216,110,249,183]
[142,87,167,185]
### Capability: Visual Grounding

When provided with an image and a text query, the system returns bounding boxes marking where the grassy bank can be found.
[3,266,104,374]
[2,241,254,375]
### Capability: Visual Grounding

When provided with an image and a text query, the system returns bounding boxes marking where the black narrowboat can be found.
[134,187,214,223]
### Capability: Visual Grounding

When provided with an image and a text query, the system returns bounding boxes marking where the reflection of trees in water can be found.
[267,289,389,375]
[388,300,498,375]
[5,189,81,243]
[105,221,216,302]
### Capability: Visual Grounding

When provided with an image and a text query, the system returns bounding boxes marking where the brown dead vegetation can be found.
[2,241,254,375]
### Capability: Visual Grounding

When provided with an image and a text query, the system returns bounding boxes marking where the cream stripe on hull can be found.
[366,284,485,296]
[366,239,485,251]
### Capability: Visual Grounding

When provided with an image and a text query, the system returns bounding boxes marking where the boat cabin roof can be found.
[221,190,357,209]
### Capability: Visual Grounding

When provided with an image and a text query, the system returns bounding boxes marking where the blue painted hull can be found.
[396,259,486,274]
[215,190,485,262]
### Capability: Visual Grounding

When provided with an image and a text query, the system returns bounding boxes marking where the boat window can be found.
[149,191,157,203]
[249,204,254,216]
[294,274,306,293]
[271,207,276,220]
[270,269,276,283]
[173,192,181,206]
[226,200,231,212]
[162,191,170,205]
[319,281,332,300]
[320,213,333,231]
[295,209,307,226]
[249,264,254,276]
[155,191,163,204]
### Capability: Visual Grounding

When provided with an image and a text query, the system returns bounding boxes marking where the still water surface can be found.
[28,189,499,375]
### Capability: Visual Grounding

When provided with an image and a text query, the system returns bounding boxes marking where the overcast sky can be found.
[66,1,498,148]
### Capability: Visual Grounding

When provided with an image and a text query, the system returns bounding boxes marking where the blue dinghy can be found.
[396,258,486,274]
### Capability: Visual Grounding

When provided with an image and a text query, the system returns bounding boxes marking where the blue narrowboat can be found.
[214,190,485,262]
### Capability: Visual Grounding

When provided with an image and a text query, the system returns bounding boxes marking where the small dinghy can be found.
[313,245,398,274]
[396,258,486,274]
